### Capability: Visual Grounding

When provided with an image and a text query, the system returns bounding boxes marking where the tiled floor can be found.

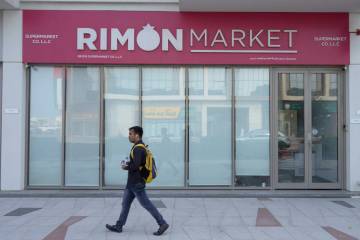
[0,197,360,240]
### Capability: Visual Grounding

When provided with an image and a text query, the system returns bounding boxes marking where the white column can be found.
[347,14,360,191]
[0,10,2,191]
[0,11,3,62]
[1,10,25,191]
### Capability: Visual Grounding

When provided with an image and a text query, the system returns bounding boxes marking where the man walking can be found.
[106,126,169,236]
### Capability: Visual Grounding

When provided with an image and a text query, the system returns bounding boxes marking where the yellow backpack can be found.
[130,144,157,183]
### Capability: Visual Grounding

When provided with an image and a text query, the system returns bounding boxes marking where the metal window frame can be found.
[101,66,141,188]
[62,66,102,189]
[25,65,67,189]
[99,66,105,189]
[142,65,187,189]
[186,66,234,188]
[24,65,30,188]
[273,67,344,189]
[232,67,272,188]
[307,69,344,189]
[25,64,346,191]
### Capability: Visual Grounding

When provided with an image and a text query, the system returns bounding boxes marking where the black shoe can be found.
[153,223,169,236]
[106,224,122,233]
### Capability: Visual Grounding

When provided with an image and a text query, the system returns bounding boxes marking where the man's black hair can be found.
[129,126,143,138]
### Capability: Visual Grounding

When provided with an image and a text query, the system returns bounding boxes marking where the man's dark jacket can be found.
[126,140,146,188]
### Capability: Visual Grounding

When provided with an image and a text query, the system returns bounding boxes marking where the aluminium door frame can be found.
[272,67,344,189]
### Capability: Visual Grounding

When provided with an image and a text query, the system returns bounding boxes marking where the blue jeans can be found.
[116,182,166,227]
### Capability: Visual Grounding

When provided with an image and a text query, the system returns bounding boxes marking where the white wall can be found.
[347,13,360,191]
[0,11,2,190]
[0,11,2,62]
[0,10,25,190]
[20,0,179,10]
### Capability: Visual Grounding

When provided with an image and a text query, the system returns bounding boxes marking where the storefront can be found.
[17,10,351,189]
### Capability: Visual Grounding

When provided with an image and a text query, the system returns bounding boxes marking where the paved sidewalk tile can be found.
[0,197,358,240]
[256,208,282,227]
[322,226,358,240]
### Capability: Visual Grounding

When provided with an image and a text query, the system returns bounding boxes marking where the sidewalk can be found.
[1,189,358,198]
[1,196,360,240]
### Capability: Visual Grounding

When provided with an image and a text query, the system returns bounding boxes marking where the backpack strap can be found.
[130,144,148,171]
[130,144,146,158]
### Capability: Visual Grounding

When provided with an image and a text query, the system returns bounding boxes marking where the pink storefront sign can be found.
[23,10,349,65]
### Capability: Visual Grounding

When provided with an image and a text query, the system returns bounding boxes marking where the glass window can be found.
[208,68,227,95]
[278,72,305,183]
[311,73,338,183]
[188,68,204,95]
[328,74,338,96]
[142,67,185,187]
[142,67,180,96]
[189,67,232,186]
[65,67,100,186]
[311,74,324,96]
[287,73,304,96]
[235,68,270,187]
[104,67,140,186]
[106,67,138,95]
[29,66,63,186]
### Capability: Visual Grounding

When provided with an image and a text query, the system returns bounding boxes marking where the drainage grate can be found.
[152,200,166,208]
[4,208,41,216]
[332,201,355,209]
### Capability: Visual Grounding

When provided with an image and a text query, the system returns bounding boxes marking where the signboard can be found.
[23,11,349,65]
[143,107,181,119]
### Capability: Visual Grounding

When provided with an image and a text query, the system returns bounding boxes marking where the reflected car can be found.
[236,129,290,149]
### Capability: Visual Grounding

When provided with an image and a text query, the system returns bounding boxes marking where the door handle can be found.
[306,133,312,147]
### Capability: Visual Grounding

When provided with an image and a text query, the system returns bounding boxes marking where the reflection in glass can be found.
[189,68,204,95]
[208,68,228,95]
[142,68,180,96]
[235,69,270,187]
[29,66,63,186]
[142,67,185,187]
[278,73,305,183]
[311,73,338,183]
[189,67,232,185]
[65,67,100,186]
[104,67,140,186]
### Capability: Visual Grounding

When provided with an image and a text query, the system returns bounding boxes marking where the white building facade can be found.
[1,0,360,191]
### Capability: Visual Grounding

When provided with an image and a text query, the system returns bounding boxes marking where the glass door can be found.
[276,71,307,187]
[274,69,342,189]
[310,71,341,186]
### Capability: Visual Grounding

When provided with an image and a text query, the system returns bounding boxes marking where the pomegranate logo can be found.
[136,24,160,51]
